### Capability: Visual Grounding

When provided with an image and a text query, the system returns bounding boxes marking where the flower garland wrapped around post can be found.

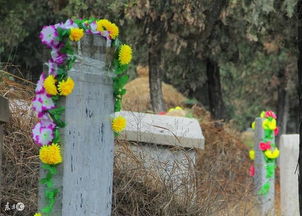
[32,18,131,216]
[248,110,279,195]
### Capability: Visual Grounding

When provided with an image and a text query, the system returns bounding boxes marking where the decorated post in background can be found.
[249,111,279,216]
[32,18,131,216]
[254,117,275,215]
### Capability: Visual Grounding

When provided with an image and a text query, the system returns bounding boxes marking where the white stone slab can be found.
[116,111,204,149]
[280,134,300,216]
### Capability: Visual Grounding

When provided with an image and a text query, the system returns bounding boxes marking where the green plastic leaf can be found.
[264,129,273,139]
[57,28,70,41]
[266,163,276,178]
[258,182,270,195]
[114,100,121,112]
[53,129,61,143]
[51,95,60,102]
[113,38,121,48]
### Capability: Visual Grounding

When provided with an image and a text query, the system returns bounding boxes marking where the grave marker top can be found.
[116,111,205,149]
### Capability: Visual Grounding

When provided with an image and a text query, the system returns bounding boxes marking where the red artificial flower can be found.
[265,110,277,119]
[274,127,279,136]
[259,141,271,151]
[249,164,255,176]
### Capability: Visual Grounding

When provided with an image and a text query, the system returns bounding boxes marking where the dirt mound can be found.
[122,66,187,112]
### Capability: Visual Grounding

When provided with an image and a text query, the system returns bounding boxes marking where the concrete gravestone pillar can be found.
[38,34,114,216]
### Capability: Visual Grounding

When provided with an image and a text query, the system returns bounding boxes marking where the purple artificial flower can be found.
[35,73,46,94]
[48,60,58,76]
[32,92,55,117]
[51,49,67,65]
[32,122,54,146]
[101,30,110,40]
[40,25,58,48]
[39,113,56,129]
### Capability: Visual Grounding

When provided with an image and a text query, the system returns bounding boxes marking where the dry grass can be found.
[0,77,274,216]
[0,79,38,216]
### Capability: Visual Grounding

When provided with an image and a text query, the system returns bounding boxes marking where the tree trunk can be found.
[297,0,302,213]
[206,58,225,120]
[148,21,166,113]
[276,69,289,146]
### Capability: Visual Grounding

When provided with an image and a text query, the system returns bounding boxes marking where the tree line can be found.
[0,0,298,132]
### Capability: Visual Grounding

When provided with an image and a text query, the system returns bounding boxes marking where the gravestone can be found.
[115,111,204,198]
[254,117,274,216]
[280,134,300,216]
[38,34,114,216]
[0,96,9,203]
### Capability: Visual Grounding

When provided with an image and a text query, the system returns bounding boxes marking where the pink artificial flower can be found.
[55,19,78,29]
[39,113,56,129]
[274,127,279,136]
[259,141,271,151]
[40,25,58,48]
[32,92,55,117]
[48,60,58,76]
[249,164,255,176]
[35,73,46,94]
[101,30,110,40]
[158,112,167,115]
[32,121,54,146]
[88,21,101,35]
[265,110,277,119]
[51,49,67,65]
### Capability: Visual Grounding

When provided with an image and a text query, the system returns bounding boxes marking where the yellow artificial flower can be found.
[96,19,111,32]
[168,106,183,112]
[34,213,42,216]
[39,143,63,165]
[262,118,277,130]
[44,75,58,95]
[251,121,255,130]
[249,150,255,160]
[107,22,119,39]
[69,28,84,41]
[260,111,266,118]
[264,148,280,159]
[118,44,132,65]
[112,116,127,133]
[96,19,119,39]
[58,77,75,96]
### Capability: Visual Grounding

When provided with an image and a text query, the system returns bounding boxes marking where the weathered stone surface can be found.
[280,134,300,216]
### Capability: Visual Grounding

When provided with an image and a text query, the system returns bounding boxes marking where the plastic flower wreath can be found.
[249,110,279,196]
[32,18,132,215]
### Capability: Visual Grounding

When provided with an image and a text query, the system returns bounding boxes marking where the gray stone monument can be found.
[280,134,300,216]
[254,117,275,216]
[38,35,114,216]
